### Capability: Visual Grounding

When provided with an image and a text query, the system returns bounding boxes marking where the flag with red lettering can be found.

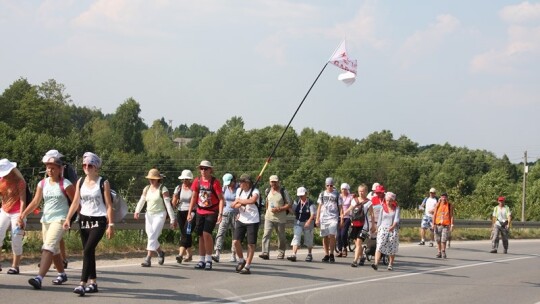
[329,40,357,85]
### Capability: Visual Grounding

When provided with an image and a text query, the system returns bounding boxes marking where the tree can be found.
[0,77,33,126]
[142,120,175,156]
[110,98,146,153]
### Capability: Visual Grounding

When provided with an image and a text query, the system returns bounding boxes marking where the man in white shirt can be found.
[418,188,438,247]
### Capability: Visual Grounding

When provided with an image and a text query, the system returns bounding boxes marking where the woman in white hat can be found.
[135,168,176,267]
[172,169,194,263]
[63,152,114,296]
[0,158,28,275]
[20,152,75,289]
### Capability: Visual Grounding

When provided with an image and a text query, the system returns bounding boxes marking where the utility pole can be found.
[522,151,527,222]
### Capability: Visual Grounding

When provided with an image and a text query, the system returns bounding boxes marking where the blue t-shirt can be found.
[40,178,72,223]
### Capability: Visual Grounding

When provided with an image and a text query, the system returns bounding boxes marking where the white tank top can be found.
[79,177,107,217]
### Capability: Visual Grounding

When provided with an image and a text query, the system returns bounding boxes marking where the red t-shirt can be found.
[191,177,222,215]
[0,176,26,213]
[371,195,383,206]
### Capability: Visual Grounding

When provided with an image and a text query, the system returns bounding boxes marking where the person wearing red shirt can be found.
[187,160,224,270]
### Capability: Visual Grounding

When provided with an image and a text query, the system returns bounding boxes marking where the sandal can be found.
[85,283,98,293]
[52,273,68,285]
[7,267,19,275]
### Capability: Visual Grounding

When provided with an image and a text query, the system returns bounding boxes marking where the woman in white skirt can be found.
[372,192,400,271]
[134,168,175,267]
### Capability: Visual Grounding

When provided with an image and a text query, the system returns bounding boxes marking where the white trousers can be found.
[0,210,24,256]
[145,211,166,251]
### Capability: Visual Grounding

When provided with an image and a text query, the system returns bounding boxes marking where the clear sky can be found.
[1,0,539,162]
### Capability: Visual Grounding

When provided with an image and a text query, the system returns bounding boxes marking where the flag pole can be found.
[250,61,330,194]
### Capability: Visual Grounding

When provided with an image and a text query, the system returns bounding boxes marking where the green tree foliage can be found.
[110,98,146,153]
[0,78,536,221]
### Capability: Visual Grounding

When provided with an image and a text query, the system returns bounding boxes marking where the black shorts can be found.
[195,212,218,235]
[233,221,260,245]
[350,226,365,240]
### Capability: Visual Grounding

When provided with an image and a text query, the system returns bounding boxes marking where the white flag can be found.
[329,40,357,85]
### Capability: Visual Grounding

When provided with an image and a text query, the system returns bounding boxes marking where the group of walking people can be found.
[0,154,513,296]
[0,151,114,296]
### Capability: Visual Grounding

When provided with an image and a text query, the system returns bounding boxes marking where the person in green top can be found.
[490,196,512,254]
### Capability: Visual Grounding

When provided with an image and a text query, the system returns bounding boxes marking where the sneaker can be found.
[52,273,68,285]
[322,255,330,263]
[259,253,269,260]
[7,266,19,275]
[239,268,251,274]
[176,255,183,264]
[73,285,86,296]
[212,255,220,263]
[28,277,42,290]
[442,251,447,259]
[351,261,358,268]
[84,283,98,293]
[236,260,246,273]
[305,254,313,262]
[418,241,425,245]
[277,252,285,260]
[158,251,165,265]
[490,249,497,254]
[371,263,378,271]
[287,255,297,262]
[329,254,335,263]
[436,252,442,258]
[387,264,393,271]
[359,257,366,266]
[204,261,213,270]
[195,261,206,269]
[429,242,434,247]
[141,257,151,267]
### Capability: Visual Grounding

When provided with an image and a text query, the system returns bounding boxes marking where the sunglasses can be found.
[200,167,210,171]
[326,185,334,187]
[82,164,94,169]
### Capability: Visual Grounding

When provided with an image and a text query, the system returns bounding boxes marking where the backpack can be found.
[264,186,290,215]
[351,201,366,227]
[194,176,219,209]
[78,177,128,223]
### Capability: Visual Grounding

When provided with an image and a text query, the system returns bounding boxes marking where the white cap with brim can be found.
[0,159,17,178]
[297,187,307,196]
[178,169,194,180]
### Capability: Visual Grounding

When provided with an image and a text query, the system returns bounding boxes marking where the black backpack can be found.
[351,201,366,227]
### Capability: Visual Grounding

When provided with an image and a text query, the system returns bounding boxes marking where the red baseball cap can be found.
[375,185,385,193]
[498,196,506,202]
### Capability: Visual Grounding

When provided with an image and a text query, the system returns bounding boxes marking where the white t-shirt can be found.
[80,177,107,217]
[236,188,260,224]
[424,197,438,217]
[318,190,341,222]
[174,185,193,211]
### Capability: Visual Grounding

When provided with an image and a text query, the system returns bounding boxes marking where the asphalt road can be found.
[1,239,539,304]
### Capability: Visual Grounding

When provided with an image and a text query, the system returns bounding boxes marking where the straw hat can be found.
[145,168,162,180]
